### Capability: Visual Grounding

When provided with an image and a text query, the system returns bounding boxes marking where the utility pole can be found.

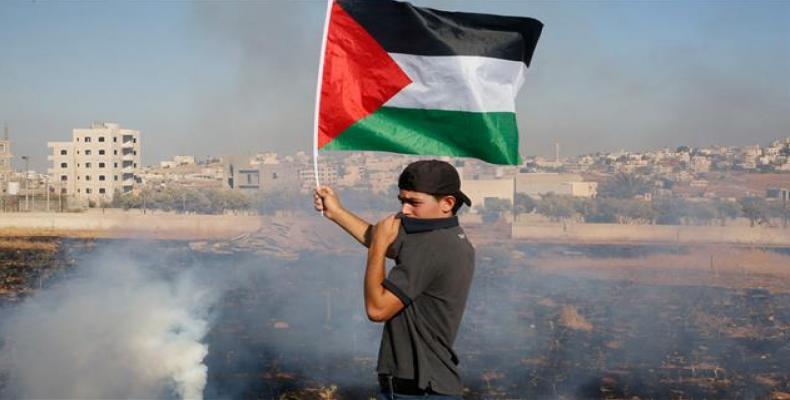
[21,155,29,211]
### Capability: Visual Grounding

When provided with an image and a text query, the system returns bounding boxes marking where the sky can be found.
[1,0,788,171]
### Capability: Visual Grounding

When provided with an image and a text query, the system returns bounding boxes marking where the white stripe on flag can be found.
[384,53,527,113]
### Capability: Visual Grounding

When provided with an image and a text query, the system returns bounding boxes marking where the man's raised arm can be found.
[314,186,373,247]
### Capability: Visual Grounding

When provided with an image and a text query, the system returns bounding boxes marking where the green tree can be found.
[479,197,512,224]
[597,173,653,199]
[739,196,768,227]
[514,192,538,214]
[536,193,576,222]
[714,199,740,226]
[652,198,685,225]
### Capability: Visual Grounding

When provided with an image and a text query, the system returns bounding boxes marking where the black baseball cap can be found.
[398,160,472,208]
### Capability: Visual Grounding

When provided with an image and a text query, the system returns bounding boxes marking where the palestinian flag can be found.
[316,0,543,165]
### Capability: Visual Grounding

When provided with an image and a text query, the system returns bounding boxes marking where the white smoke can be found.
[0,250,218,399]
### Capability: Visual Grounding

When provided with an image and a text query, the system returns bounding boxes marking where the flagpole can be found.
[313,0,333,216]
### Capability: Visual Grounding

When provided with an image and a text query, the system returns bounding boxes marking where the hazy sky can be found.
[1,0,788,170]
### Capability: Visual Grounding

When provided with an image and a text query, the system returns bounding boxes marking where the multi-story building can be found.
[0,125,12,194]
[515,172,597,198]
[48,122,141,206]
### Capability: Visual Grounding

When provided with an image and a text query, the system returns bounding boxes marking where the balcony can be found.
[121,141,134,149]
[122,154,135,161]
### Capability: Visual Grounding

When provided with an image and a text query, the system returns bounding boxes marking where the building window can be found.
[114,162,118,168]
[85,162,91,168]
[99,162,105,168]
[84,137,91,143]
[60,162,67,168]
[60,150,67,155]
[85,175,91,181]
[85,149,91,156]
[77,189,80,193]
[133,163,137,168]
[133,151,137,155]
[114,150,118,155]
[133,138,137,143]
[98,137,105,142]
[114,175,118,181]
[99,149,105,155]
[61,188,66,194]
[99,188,106,194]
[99,175,106,181]
[61,175,67,181]
[86,188,91,194]
[113,137,117,143]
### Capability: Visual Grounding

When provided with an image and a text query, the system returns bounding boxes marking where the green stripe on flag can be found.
[322,107,522,165]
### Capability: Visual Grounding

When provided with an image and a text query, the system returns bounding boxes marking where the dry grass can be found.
[558,305,593,332]
[0,238,59,252]
[532,245,790,292]
[0,227,105,239]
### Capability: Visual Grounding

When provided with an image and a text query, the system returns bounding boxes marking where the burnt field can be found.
[0,238,788,399]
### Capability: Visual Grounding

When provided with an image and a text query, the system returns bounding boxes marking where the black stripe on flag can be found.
[337,0,543,67]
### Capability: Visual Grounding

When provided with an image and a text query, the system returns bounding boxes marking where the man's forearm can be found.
[364,241,388,316]
[329,207,373,247]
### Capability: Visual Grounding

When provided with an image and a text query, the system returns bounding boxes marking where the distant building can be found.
[461,178,514,212]
[260,161,299,193]
[224,156,301,193]
[223,156,260,192]
[159,155,196,169]
[515,173,597,198]
[0,125,12,194]
[298,163,339,192]
[47,122,141,206]
[173,155,195,166]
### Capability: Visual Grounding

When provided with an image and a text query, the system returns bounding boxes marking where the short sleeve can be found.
[382,260,437,307]
[385,225,407,260]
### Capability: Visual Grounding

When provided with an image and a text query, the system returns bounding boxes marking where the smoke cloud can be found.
[0,246,218,399]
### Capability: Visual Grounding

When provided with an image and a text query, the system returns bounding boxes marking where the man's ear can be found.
[440,195,456,214]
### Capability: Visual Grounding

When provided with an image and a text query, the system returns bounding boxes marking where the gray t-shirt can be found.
[377,215,475,395]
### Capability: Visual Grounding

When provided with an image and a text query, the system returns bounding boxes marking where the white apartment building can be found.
[0,128,12,194]
[515,172,598,198]
[48,122,141,206]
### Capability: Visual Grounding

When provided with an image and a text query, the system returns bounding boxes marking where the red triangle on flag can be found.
[317,2,412,149]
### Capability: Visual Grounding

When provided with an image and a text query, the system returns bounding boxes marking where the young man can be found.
[313,159,475,399]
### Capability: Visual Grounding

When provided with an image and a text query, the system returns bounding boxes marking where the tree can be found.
[652,198,685,225]
[575,197,615,223]
[767,199,790,228]
[536,193,576,222]
[620,199,657,224]
[514,192,537,214]
[714,199,740,226]
[739,196,769,227]
[480,197,512,224]
[683,201,717,226]
[597,173,653,199]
